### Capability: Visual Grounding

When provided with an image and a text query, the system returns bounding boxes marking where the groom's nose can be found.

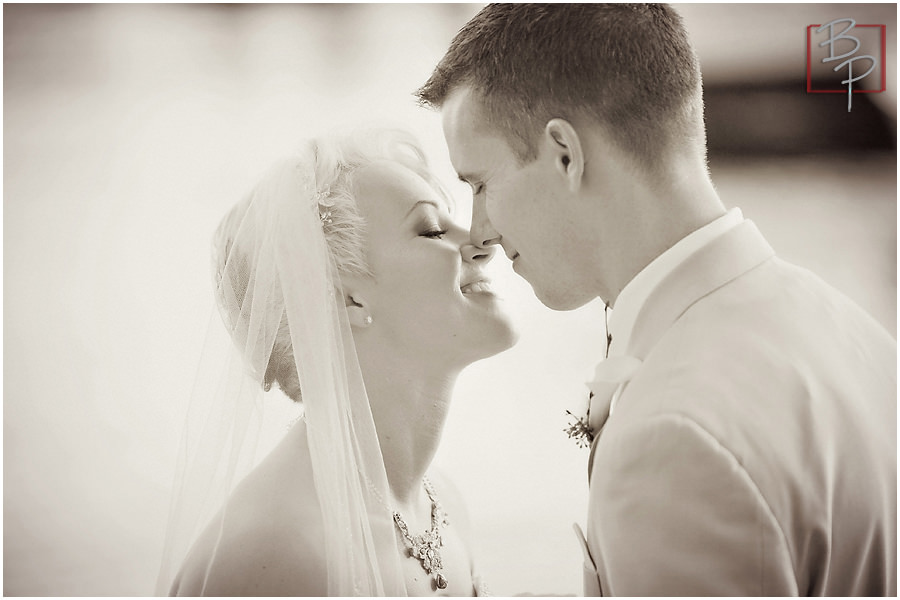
[470,197,501,248]
[461,242,496,265]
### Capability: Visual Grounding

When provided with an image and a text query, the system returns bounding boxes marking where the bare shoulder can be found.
[171,425,326,596]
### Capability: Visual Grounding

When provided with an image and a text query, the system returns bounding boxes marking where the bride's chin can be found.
[468,316,520,359]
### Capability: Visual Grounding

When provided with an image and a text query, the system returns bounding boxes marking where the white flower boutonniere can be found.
[566,356,643,448]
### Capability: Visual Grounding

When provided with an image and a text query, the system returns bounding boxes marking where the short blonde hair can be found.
[215,128,449,401]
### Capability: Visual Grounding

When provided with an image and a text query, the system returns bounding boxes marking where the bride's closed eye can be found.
[411,202,451,239]
[420,226,448,239]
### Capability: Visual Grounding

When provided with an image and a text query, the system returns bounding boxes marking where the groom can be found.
[418,4,896,596]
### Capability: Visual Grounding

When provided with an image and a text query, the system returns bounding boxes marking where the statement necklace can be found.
[392,477,449,590]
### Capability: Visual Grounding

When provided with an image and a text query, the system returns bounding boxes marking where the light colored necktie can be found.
[587,356,642,430]
[587,355,642,481]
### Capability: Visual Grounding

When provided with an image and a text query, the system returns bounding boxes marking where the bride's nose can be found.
[461,242,496,264]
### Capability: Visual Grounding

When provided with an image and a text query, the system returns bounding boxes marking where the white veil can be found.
[156,138,406,595]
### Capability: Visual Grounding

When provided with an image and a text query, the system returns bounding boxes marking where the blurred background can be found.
[4,3,895,596]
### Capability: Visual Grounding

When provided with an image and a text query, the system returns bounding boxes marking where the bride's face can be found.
[346,160,517,367]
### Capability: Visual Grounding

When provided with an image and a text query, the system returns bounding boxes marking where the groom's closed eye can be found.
[457,174,484,194]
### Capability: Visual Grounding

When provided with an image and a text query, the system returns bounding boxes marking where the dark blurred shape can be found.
[705,80,896,158]
[4,4,109,92]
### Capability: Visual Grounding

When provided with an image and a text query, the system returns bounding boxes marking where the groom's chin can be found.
[531,284,595,312]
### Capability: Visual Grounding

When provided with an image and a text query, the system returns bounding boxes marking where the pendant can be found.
[408,532,448,590]
[435,573,448,590]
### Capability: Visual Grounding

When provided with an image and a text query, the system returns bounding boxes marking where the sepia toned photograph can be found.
[4,3,896,596]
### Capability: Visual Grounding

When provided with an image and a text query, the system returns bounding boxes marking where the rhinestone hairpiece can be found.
[316,187,333,224]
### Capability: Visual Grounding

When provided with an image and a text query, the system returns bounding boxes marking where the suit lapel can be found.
[587,221,775,485]
[627,220,775,361]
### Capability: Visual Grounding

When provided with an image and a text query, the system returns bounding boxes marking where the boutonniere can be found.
[565,356,643,449]
[565,408,595,448]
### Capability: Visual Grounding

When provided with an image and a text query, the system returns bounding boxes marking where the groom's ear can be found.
[544,118,585,193]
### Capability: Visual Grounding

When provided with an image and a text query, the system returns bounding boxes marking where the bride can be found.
[156,128,517,596]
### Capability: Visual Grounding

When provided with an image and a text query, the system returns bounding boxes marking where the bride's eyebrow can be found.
[404,200,442,219]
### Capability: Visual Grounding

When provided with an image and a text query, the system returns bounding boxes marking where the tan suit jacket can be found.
[584,221,897,595]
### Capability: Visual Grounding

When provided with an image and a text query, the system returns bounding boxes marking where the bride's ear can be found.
[345,291,374,328]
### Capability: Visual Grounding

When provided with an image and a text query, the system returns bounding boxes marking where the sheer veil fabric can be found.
[156,142,406,595]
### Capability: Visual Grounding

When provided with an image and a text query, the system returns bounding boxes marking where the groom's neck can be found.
[596,170,724,309]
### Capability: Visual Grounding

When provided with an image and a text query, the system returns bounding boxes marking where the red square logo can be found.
[807,20,886,95]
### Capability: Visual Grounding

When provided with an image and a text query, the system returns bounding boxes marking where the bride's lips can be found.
[460,277,494,295]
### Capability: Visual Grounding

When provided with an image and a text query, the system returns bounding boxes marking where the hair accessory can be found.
[316,186,333,205]
[316,186,334,224]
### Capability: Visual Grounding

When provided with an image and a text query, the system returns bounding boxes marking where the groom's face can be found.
[441,86,594,310]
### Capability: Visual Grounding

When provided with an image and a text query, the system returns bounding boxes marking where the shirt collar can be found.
[607,208,744,356]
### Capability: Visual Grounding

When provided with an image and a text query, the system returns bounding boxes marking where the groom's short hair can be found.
[416,3,705,170]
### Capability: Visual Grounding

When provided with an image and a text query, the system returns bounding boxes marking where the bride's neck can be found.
[362,362,459,506]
